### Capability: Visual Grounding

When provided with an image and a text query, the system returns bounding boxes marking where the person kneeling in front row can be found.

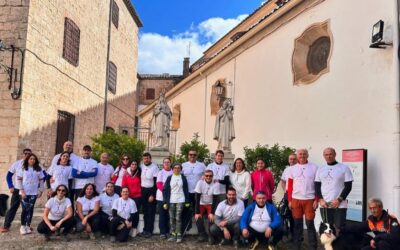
[209,187,244,249]
[37,184,74,241]
[241,191,282,250]
[109,187,138,242]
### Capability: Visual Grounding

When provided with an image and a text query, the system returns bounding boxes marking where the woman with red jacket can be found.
[251,159,274,203]
[121,160,141,237]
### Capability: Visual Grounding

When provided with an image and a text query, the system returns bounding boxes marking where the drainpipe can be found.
[103,0,113,131]
[393,0,400,217]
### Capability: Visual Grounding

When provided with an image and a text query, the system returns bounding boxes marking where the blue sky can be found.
[131,0,266,74]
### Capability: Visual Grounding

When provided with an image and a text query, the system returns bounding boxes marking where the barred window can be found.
[146,88,155,100]
[108,61,117,94]
[112,0,119,29]
[62,18,80,66]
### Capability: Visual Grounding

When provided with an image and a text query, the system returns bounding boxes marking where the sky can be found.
[131,0,267,74]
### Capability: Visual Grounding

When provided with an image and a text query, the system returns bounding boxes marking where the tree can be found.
[91,131,146,167]
[171,133,211,164]
[244,143,295,191]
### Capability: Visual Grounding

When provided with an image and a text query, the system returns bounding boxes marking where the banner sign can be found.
[342,149,367,222]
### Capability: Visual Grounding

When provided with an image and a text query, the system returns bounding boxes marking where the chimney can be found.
[182,57,190,78]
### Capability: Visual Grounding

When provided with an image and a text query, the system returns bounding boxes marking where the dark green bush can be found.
[171,133,211,164]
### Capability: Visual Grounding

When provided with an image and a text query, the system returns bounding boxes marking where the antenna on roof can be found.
[187,42,191,58]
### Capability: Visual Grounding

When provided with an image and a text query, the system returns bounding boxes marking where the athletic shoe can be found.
[25,226,32,234]
[196,234,207,242]
[0,227,10,233]
[160,234,167,239]
[20,226,27,235]
[176,234,182,243]
[110,236,116,242]
[249,238,259,250]
[167,233,176,242]
[130,228,138,238]
[89,232,96,240]
[233,240,239,249]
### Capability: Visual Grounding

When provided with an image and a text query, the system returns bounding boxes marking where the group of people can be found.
[0,141,398,250]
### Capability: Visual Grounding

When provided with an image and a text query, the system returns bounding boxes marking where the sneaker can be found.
[176,234,182,243]
[89,232,96,240]
[110,236,116,242]
[25,226,32,234]
[197,234,207,242]
[233,240,239,249]
[143,231,152,238]
[267,245,275,250]
[249,238,259,250]
[20,226,27,235]
[167,233,177,242]
[220,239,230,246]
[0,227,10,233]
[130,228,138,238]
[160,234,167,239]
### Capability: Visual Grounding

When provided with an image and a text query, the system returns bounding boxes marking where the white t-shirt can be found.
[170,175,185,203]
[315,162,353,208]
[45,197,72,221]
[215,199,245,223]
[113,166,128,187]
[156,169,173,201]
[73,158,98,189]
[51,152,79,168]
[17,167,45,195]
[194,179,218,205]
[280,166,291,191]
[77,196,100,215]
[289,163,319,200]
[182,161,206,193]
[95,163,114,192]
[99,192,120,216]
[47,165,72,191]
[8,159,23,189]
[249,205,272,233]
[112,197,137,220]
[140,163,159,188]
[206,162,229,195]
[229,170,252,200]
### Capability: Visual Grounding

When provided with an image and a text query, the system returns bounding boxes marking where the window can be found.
[62,18,80,66]
[55,111,75,154]
[112,0,119,28]
[108,61,117,94]
[122,130,128,135]
[146,88,155,100]
[106,126,115,132]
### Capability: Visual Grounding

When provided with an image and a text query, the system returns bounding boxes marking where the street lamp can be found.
[215,80,224,97]
[370,20,392,49]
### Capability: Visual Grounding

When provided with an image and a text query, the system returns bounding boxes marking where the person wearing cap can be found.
[241,191,282,250]
[72,145,98,201]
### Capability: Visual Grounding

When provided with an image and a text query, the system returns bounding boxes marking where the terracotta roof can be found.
[123,0,143,27]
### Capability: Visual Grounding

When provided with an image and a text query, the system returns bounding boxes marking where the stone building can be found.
[139,0,400,219]
[0,0,142,193]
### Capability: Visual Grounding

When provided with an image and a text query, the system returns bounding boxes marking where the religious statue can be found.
[214,99,235,152]
[150,91,172,149]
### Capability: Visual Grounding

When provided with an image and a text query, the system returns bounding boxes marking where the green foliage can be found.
[244,143,295,191]
[172,133,211,163]
[91,131,146,168]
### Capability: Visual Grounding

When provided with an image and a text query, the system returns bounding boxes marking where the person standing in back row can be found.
[206,150,230,205]
[72,145,98,201]
[251,159,274,203]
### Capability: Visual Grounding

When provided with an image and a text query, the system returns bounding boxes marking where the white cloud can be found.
[138,14,248,75]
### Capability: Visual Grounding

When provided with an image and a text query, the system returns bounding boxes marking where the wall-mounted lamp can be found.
[215,80,233,100]
[370,20,393,49]
[0,40,24,99]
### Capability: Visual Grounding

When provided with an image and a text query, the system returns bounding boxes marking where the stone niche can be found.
[292,20,333,85]
[210,78,226,115]
[171,104,181,129]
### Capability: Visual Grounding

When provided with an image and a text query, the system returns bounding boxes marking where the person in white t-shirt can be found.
[206,150,230,204]
[111,154,130,195]
[315,147,353,232]
[46,151,73,199]
[0,148,31,233]
[182,149,206,233]
[109,187,138,242]
[240,191,283,249]
[209,187,244,248]
[75,183,101,239]
[94,152,114,193]
[194,169,218,242]
[50,141,79,169]
[156,158,173,238]
[37,184,74,240]
[287,149,319,250]
[99,182,119,236]
[280,153,297,192]
[16,153,45,235]
[229,158,252,206]
[72,145,98,201]
[140,152,159,237]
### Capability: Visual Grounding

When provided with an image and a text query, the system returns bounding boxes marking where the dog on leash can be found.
[320,223,337,250]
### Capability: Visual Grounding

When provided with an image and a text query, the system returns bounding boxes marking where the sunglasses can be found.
[205,175,213,177]
[57,189,66,193]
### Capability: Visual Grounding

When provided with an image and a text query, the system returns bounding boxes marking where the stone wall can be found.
[138,76,181,106]
[0,0,30,190]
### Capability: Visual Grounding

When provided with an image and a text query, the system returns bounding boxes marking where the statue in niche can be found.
[214,99,235,152]
[150,90,172,149]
